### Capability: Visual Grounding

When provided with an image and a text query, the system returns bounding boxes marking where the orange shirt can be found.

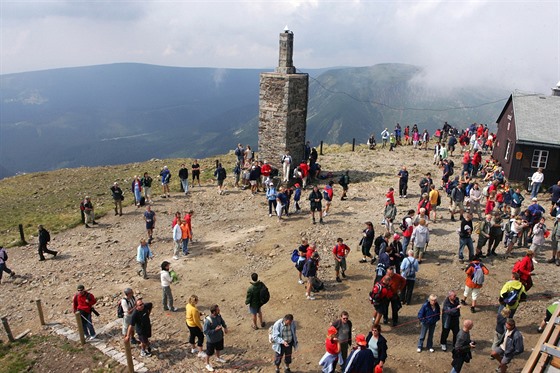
[180,223,192,240]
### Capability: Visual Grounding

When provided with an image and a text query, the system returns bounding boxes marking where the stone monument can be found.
[258,29,309,178]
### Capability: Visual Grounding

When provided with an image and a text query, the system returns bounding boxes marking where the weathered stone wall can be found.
[258,72,308,172]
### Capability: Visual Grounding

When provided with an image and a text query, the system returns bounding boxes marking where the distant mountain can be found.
[0,63,508,178]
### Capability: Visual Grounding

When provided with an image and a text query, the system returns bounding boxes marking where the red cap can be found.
[328,326,337,335]
[356,334,367,346]
[294,183,301,188]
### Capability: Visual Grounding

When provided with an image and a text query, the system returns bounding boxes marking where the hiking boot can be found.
[341,271,347,278]
[336,277,342,283]
[215,357,226,363]
[371,258,377,264]
[450,216,456,222]
[10,271,15,277]
[470,306,476,313]
[460,299,467,306]
[441,344,447,351]
[205,364,214,372]
[319,219,324,224]
[547,258,556,263]
[85,224,90,228]
[312,219,316,224]
[359,258,367,263]
[53,251,58,258]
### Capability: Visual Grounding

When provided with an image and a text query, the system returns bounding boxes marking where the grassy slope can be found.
[0,152,238,246]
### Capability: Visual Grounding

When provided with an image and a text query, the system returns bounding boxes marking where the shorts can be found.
[450,201,464,213]
[492,346,511,364]
[206,339,224,356]
[414,245,425,258]
[310,203,322,212]
[334,258,347,272]
[146,222,154,230]
[137,334,150,344]
[217,179,224,187]
[463,286,480,300]
[249,306,261,315]
[143,187,151,196]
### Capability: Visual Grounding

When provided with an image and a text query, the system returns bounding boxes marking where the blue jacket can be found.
[267,187,277,201]
[418,299,441,326]
[344,347,375,373]
[136,244,153,263]
[293,188,301,201]
[271,318,298,354]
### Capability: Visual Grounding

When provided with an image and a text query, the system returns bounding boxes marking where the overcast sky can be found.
[1,0,558,93]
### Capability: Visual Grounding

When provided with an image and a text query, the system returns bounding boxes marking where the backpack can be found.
[436,192,441,206]
[259,284,270,305]
[268,325,275,343]
[117,301,125,318]
[338,175,345,186]
[401,257,415,278]
[270,168,279,178]
[368,283,385,304]
[470,263,485,285]
[291,249,299,263]
[0,248,8,262]
[374,235,385,255]
[323,190,330,201]
[501,288,521,306]
[311,277,325,292]
[473,221,481,235]
[219,168,227,179]
[295,257,306,272]
[445,181,454,196]
[399,217,409,232]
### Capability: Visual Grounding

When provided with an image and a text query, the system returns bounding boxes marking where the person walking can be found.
[245,273,267,330]
[72,284,97,340]
[440,290,461,351]
[203,304,228,371]
[178,163,189,194]
[319,326,341,373]
[143,205,156,244]
[0,246,16,283]
[331,311,352,372]
[400,249,419,305]
[186,295,207,358]
[110,182,124,216]
[359,222,375,264]
[192,160,202,187]
[141,172,153,204]
[160,261,177,312]
[309,185,324,224]
[82,196,97,228]
[461,257,489,313]
[136,239,153,279]
[214,163,227,195]
[458,213,475,263]
[38,225,58,261]
[450,320,476,373]
[417,294,441,353]
[125,299,153,357]
[332,238,351,283]
[398,166,409,198]
[132,176,142,206]
[303,251,320,300]
[271,314,298,373]
[339,171,350,200]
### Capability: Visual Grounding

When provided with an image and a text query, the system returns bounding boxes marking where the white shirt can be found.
[531,172,544,183]
[161,270,172,287]
[172,223,182,241]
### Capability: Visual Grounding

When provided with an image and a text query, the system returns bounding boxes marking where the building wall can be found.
[493,100,517,178]
[258,72,309,171]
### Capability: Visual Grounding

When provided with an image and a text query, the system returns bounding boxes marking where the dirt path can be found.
[1,146,558,373]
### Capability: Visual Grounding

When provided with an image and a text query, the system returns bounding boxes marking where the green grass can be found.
[0,152,237,247]
[0,337,35,373]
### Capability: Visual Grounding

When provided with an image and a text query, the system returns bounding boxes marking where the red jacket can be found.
[72,291,97,313]
[514,257,533,282]
[299,162,309,177]
[261,164,272,177]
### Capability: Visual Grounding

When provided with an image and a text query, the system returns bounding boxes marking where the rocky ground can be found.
[1,144,558,373]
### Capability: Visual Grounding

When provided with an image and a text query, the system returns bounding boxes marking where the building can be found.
[258,29,309,176]
[493,87,560,185]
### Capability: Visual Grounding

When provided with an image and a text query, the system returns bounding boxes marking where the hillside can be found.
[0,144,557,373]
[0,63,509,178]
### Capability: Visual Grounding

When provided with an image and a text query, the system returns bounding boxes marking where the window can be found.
[531,150,549,169]
[504,141,511,162]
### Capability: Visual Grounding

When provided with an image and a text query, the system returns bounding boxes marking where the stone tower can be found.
[258,30,309,177]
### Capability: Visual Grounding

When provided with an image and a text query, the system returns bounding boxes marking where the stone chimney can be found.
[552,81,560,97]
[258,30,309,179]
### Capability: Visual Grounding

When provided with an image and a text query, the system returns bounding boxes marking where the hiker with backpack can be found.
[400,250,419,305]
[498,272,527,318]
[401,209,415,253]
[383,266,406,326]
[203,304,229,371]
[0,246,15,283]
[474,214,492,259]
[214,163,227,195]
[374,233,391,283]
[460,258,489,313]
[333,238,351,283]
[411,218,430,263]
[245,273,269,330]
[72,284,97,341]
[457,213,475,263]
[339,171,350,201]
[271,314,298,373]
[450,182,465,222]
[119,288,137,342]
[323,181,334,217]
[370,276,393,326]
[38,224,58,261]
[490,318,524,373]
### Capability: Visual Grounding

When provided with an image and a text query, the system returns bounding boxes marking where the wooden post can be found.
[352,138,356,152]
[35,300,45,326]
[123,339,135,373]
[18,224,27,244]
[1,316,15,342]
[320,141,323,155]
[74,312,86,345]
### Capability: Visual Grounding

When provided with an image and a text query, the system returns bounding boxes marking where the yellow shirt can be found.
[186,303,202,329]
[429,189,439,206]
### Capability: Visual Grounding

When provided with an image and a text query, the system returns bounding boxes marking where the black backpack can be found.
[117,301,125,318]
[260,284,270,305]
[374,235,385,255]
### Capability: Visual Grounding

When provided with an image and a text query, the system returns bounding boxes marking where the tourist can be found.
[144,205,156,244]
[366,323,388,369]
[450,320,475,373]
[417,294,440,353]
[331,311,352,371]
[460,258,489,313]
[136,238,153,279]
[0,246,16,282]
[120,288,137,344]
[490,318,524,373]
[38,224,58,261]
[110,182,124,216]
[125,299,153,357]
[160,261,177,312]
[203,304,228,372]
[309,185,324,224]
[333,238,351,283]
[160,165,171,198]
[72,284,97,340]
[245,273,267,330]
[186,295,207,358]
[271,314,298,373]
[440,290,461,351]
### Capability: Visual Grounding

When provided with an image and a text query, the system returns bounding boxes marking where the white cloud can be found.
[0,0,558,93]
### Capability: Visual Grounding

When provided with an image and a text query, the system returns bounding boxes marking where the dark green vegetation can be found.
[0,63,507,178]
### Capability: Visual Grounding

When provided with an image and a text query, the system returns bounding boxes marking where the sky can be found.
[1,0,559,93]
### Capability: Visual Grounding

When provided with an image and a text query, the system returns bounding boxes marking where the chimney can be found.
[276,28,296,74]
[552,81,560,97]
